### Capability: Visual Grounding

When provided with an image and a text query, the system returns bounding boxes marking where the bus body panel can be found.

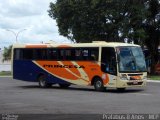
[13,60,110,86]
[13,60,71,84]
[12,42,147,89]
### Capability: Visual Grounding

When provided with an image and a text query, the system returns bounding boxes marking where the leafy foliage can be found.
[143,0,160,74]
[3,45,12,62]
[48,0,148,43]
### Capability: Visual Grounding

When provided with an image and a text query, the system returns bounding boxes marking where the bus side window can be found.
[59,49,65,60]
[14,49,22,60]
[75,49,82,60]
[65,49,72,60]
[23,49,34,60]
[82,49,89,60]
[75,48,99,61]
[90,48,99,61]
[14,48,34,60]
[48,49,58,60]
[101,47,117,75]
[33,49,47,60]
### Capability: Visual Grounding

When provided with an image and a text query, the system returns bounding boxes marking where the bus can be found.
[12,41,147,91]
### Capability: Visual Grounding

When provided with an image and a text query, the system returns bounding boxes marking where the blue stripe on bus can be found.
[13,60,70,84]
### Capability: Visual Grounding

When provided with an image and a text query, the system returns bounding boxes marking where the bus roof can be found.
[12,41,140,48]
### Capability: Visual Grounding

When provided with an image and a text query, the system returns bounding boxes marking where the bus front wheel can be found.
[38,75,52,88]
[93,77,105,92]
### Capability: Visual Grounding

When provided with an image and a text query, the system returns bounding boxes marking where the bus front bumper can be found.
[116,79,147,88]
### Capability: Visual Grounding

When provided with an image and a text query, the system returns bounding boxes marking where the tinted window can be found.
[23,49,34,60]
[14,47,99,61]
[48,49,58,60]
[58,49,74,60]
[34,49,47,60]
[14,49,34,60]
[14,49,22,60]
[101,47,117,75]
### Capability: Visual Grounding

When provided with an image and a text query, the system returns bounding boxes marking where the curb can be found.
[147,80,160,83]
[0,76,12,77]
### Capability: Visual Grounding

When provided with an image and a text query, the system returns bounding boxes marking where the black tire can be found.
[117,88,126,91]
[59,84,70,88]
[94,77,105,92]
[38,75,52,88]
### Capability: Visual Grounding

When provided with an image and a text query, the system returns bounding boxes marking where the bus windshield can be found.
[117,46,147,72]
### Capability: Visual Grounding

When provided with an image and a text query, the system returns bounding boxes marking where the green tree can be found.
[3,45,12,62]
[48,0,147,43]
[143,0,160,74]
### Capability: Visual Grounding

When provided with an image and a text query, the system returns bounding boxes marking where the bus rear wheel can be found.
[59,84,70,88]
[38,75,52,88]
[93,77,105,92]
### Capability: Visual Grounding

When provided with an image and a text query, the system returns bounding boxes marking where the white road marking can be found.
[133,93,152,96]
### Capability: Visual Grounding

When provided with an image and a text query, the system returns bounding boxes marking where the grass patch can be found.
[0,71,11,76]
[148,75,160,80]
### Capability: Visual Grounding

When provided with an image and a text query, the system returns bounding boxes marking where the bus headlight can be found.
[120,76,128,80]
[120,74,128,80]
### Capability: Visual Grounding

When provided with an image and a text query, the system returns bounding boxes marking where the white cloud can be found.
[0,0,70,49]
[0,0,50,17]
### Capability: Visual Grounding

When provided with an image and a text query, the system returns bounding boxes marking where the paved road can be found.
[0,77,160,119]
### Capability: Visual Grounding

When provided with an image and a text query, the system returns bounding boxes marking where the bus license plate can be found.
[133,81,138,84]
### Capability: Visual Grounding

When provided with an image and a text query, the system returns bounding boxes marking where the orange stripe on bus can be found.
[26,45,47,48]
[60,61,81,77]
[76,61,109,85]
[35,60,109,85]
[36,61,79,80]
[57,45,71,48]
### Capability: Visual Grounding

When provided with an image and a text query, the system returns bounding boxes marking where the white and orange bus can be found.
[12,41,147,91]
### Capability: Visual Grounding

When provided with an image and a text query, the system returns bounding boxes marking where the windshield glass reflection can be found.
[117,46,147,72]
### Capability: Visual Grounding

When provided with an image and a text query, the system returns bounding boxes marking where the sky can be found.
[0,0,70,50]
